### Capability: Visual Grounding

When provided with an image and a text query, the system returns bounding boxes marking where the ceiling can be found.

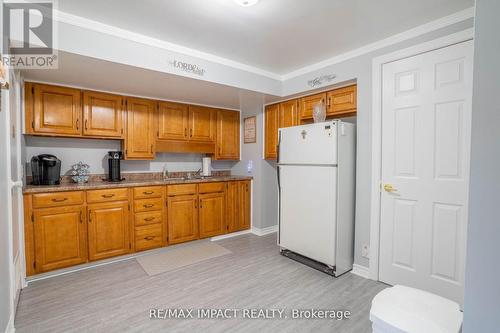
[57,0,474,75]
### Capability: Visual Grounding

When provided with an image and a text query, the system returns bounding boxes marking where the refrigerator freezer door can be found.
[278,121,337,165]
[278,164,337,266]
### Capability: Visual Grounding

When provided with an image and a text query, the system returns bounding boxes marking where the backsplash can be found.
[24,136,236,178]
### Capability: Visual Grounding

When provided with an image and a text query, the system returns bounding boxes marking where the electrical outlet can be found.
[362,244,370,259]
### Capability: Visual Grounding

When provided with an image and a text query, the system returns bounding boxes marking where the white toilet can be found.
[370,285,463,333]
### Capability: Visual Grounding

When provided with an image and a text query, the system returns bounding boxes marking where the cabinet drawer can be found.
[135,211,163,227]
[32,191,84,208]
[134,198,164,213]
[135,224,163,251]
[198,182,225,194]
[133,186,163,199]
[167,184,197,196]
[87,188,129,203]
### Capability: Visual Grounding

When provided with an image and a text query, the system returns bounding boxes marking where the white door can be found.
[278,164,337,266]
[379,41,473,304]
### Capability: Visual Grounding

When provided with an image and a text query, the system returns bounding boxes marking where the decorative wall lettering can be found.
[169,60,206,76]
[307,74,336,88]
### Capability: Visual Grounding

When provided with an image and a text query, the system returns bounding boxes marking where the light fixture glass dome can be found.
[233,0,259,7]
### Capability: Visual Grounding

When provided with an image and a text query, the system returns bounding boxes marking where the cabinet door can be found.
[279,99,299,129]
[33,206,87,273]
[31,83,82,136]
[216,110,240,160]
[239,181,251,230]
[83,91,123,138]
[158,101,189,141]
[88,201,130,261]
[125,97,156,159]
[264,104,279,160]
[199,192,226,238]
[188,106,216,142]
[167,195,199,244]
[226,181,240,233]
[326,85,357,116]
[299,93,326,120]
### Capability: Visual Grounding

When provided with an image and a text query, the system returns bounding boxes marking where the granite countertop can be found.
[23,175,253,194]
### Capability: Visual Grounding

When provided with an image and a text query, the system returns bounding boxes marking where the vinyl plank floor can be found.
[15,233,387,333]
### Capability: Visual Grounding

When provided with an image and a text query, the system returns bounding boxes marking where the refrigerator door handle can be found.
[277,165,280,190]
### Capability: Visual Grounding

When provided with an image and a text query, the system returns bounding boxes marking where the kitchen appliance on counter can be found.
[106,151,124,182]
[31,154,61,185]
[277,120,356,277]
[202,157,212,177]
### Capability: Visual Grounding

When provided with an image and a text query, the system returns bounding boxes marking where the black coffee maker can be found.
[31,154,61,185]
[107,151,123,182]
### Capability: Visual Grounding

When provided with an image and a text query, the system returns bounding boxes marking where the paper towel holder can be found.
[202,157,212,177]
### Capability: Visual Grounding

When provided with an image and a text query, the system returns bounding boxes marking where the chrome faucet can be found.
[162,165,169,179]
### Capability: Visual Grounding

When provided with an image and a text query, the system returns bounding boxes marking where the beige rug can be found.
[136,242,232,276]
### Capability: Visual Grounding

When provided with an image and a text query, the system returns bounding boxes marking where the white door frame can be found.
[369,28,474,280]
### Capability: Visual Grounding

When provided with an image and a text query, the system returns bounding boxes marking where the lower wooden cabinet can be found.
[240,181,251,230]
[226,180,251,233]
[167,194,199,244]
[87,201,131,261]
[199,192,226,238]
[33,205,87,273]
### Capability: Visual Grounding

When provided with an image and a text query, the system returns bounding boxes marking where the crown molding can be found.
[281,7,475,80]
[49,6,474,85]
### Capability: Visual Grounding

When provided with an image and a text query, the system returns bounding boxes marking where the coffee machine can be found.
[107,151,123,182]
[31,154,61,185]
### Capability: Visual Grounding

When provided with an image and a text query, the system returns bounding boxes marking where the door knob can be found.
[383,184,398,192]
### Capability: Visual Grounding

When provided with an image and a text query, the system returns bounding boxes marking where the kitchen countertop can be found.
[23,175,253,194]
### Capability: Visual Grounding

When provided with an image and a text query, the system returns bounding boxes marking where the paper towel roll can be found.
[202,157,212,176]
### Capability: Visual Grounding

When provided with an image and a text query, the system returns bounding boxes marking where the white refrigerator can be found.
[277,120,356,276]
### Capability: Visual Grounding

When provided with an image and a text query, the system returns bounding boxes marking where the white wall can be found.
[24,136,235,178]
[463,1,500,331]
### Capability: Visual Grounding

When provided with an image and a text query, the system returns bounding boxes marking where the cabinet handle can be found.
[143,191,154,195]
[88,210,92,223]
[327,97,331,108]
[102,194,115,198]
[144,236,155,241]
[143,204,154,208]
[51,198,67,202]
[199,200,202,209]
[150,144,153,154]
[76,118,79,130]
[144,217,155,222]
[190,128,193,137]
[80,211,83,224]
[184,128,187,137]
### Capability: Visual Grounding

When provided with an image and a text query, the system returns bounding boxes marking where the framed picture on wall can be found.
[244,116,256,144]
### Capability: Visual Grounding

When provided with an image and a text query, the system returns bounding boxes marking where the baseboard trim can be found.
[351,264,370,279]
[252,225,278,236]
[210,230,252,241]
[6,311,15,333]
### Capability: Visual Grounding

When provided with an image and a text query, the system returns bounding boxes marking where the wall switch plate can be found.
[247,160,253,174]
[362,244,370,259]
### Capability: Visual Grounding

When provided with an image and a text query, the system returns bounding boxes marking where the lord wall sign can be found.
[169,60,206,76]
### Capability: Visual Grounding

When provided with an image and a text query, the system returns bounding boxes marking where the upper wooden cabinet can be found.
[125,97,156,160]
[216,110,240,160]
[83,91,124,138]
[33,205,87,273]
[158,101,189,141]
[188,106,216,142]
[26,83,82,137]
[279,99,300,129]
[326,85,357,116]
[299,93,327,120]
[264,103,279,160]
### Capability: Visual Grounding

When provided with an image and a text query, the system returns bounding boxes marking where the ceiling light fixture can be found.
[233,0,259,7]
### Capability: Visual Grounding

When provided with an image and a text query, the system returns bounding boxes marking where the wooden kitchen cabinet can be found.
[215,109,240,160]
[326,85,357,116]
[158,101,189,141]
[239,180,251,230]
[26,82,82,136]
[199,192,226,238]
[226,181,240,233]
[264,103,279,160]
[279,99,300,129]
[83,91,124,138]
[299,93,326,121]
[188,106,216,142]
[87,201,131,261]
[32,205,87,273]
[167,194,199,244]
[125,97,156,160]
